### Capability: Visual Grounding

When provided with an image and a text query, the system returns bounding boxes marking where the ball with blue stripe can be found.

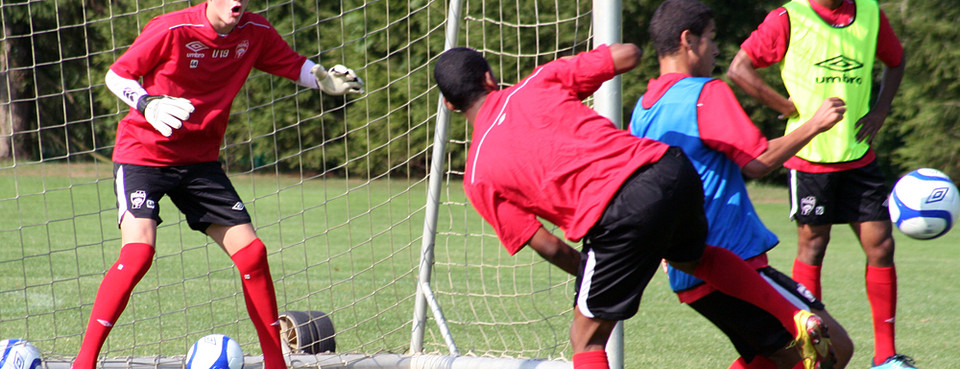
[0,339,42,369]
[889,168,960,240]
[186,334,244,369]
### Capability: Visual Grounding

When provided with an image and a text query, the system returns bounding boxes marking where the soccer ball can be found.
[185,334,244,369]
[0,339,42,369]
[888,168,960,240]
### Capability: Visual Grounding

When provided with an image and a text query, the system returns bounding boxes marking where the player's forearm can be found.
[744,97,845,177]
[745,125,818,178]
[105,69,148,109]
[727,50,794,117]
[295,59,320,89]
[871,56,905,116]
[528,227,581,276]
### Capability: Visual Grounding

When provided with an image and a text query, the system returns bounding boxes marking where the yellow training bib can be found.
[780,0,879,163]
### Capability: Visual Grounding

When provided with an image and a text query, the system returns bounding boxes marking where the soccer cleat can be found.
[792,310,834,369]
[871,354,917,369]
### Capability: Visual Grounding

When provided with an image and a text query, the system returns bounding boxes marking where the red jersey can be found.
[463,45,670,255]
[110,3,307,166]
[740,0,902,172]
[638,73,768,168]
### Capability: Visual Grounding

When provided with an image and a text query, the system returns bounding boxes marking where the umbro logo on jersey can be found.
[186,41,209,52]
[232,202,245,211]
[186,41,208,58]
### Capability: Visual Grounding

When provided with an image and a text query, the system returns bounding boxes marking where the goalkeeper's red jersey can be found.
[462,45,669,254]
[110,2,306,166]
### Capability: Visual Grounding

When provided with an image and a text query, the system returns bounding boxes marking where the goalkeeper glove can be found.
[312,64,364,95]
[136,95,195,137]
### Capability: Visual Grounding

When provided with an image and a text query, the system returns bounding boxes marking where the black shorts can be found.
[688,267,825,362]
[113,162,252,232]
[576,147,707,321]
[788,160,890,225]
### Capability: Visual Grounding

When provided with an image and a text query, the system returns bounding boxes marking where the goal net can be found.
[0,0,604,367]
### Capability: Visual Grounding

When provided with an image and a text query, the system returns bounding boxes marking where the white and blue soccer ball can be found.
[186,334,244,369]
[888,168,960,240]
[0,339,42,369]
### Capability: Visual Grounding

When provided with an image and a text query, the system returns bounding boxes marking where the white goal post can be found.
[0,0,624,368]
[412,1,624,369]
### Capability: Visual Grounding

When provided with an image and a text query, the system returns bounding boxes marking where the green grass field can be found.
[2,164,958,368]
[622,183,960,368]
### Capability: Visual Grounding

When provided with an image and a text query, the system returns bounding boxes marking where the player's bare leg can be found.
[120,216,159,245]
[570,307,616,369]
[208,223,286,369]
[852,220,895,267]
[812,308,853,368]
[208,223,258,255]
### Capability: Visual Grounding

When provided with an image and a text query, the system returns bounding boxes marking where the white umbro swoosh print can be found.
[470,67,546,183]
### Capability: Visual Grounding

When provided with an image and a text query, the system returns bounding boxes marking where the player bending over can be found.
[434,43,830,369]
[629,1,853,368]
[73,1,362,369]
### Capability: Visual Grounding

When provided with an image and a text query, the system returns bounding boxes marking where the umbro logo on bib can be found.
[813,55,864,85]
[814,55,863,72]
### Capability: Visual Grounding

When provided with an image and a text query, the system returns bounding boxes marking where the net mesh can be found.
[0,0,592,363]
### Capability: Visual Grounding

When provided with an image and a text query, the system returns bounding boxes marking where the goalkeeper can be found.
[435,44,832,369]
[74,1,363,369]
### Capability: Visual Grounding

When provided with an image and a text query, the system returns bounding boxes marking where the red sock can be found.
[693,246,800,336]
[792,259,822,299]
[73,243,154,369]
[231,239,285,369]
[866,265,897,363]
[573,350,608,369]
[729,356,777,369]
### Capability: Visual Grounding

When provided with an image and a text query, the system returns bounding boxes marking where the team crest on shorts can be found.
[130,190,147,209]
[800,196,824,216]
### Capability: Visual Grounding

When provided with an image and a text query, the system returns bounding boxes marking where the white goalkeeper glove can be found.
[136,95,195,137]
[312,64,364,95]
